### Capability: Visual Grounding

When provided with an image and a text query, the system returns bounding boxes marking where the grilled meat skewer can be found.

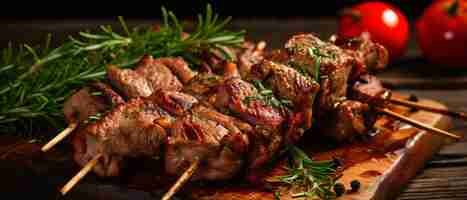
[41,82,124,152]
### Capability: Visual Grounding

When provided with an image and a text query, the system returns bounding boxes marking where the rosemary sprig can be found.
[0,4,244,137]
[243,80,293,109]
[269,145,340,200]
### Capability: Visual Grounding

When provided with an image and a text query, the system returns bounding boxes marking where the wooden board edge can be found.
[368,99,453,200]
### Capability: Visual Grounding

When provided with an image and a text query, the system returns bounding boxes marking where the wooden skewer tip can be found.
[41,123,78,152]
[60,153,102,196]
[378,108,462,141]
[389,97,467,120]
[161,159,200,200]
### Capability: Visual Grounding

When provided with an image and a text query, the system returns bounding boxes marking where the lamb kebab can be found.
[41,82,125,152]
[56,33,461,198]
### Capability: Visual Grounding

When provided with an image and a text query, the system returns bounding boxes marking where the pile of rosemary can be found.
[269,145,342,200]
[0,5,244,137]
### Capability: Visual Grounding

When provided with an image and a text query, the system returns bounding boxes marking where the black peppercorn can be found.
[350,180,361,192]
[332,157,343,168]
[408,94,419,102]
[333,183,345,197]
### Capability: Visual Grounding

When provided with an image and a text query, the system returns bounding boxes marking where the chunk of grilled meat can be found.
[211,77,289,171]
[183,73,222,101]
[285,33,355,111]
[63,82,124,124]
[199,41,265,76]
[238,41,266,78]
[351,74,391,107]
[331,34,389,77]
[107,55,184,98]
[213,77,285,128]
[318,100,376,142]
[165,105,250,181]
[153,57,198,83]
[72,96,171,177]
[250,60,320,129]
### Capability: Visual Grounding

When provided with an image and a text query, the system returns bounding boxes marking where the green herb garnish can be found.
[269,145,341,200]
[243,80,293,110]
[0,4,244,137]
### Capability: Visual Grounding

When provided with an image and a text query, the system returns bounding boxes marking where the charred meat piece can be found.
[210,77,288,171]
[200,41,265,76]
[331,34,389,76]
[165,105,250,181]
[63,82,124,124]
[149,90,199,116]
[264,49,290,64]
[153,57,198,83]
[183,73,222,101]
[351,74,390,107]
[250,60,320,128]
[213,77,285,128]
[285,33,355,111]
[318,100,376,142]
[107,55,183,98]
[238,41,266,78]
[72,97,171,177]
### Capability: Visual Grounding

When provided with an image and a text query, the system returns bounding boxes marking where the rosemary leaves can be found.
[0,4,244,137]
[269,145,341,200]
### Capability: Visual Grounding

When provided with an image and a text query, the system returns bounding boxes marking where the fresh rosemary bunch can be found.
[269,145,340,200]
[0,4,245,137]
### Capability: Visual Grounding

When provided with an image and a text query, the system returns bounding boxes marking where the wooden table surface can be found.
[1,18,467,199]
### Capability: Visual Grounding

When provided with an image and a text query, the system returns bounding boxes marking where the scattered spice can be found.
[350,180,361,192]
[333,183,346,197]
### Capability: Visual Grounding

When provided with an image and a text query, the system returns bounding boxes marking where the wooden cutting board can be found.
[0,94,453,200]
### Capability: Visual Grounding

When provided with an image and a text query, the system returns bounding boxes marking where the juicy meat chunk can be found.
[164,105,249,181]
[351,74,390,107]
[318,100,375,142]
[63,87,108,124]
[90,82,126,107]
[238,41,266,78]
[331,34,389,75]
[149,90,199,116]
[251,60,320,128]
[72,97,171,177]
[183,73,222,101]
[107,55,183,98]
[153,57,198,83]
[213,77,285,128]
[63,82,124,124]
[285,33,356,111]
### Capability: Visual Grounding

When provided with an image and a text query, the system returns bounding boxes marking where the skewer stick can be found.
[41,123,78,152]
[377,107,462,140]
[161,159,200,200]
[389,97,467,120]
[60,153,102,195]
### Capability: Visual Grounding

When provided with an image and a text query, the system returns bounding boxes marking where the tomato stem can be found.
[447,0,459,17]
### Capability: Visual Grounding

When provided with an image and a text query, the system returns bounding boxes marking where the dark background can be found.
[1,0,432,19]
[0,0,434,51]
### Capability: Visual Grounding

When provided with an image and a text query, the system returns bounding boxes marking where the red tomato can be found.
[416,0,467,68]
[338,1,410,61]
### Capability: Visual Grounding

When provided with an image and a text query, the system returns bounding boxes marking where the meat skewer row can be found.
[59,50,296,196]
[42,37,267,153]
[276,33,461,141]
[41,82,125,152]
[58,33,461,197]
